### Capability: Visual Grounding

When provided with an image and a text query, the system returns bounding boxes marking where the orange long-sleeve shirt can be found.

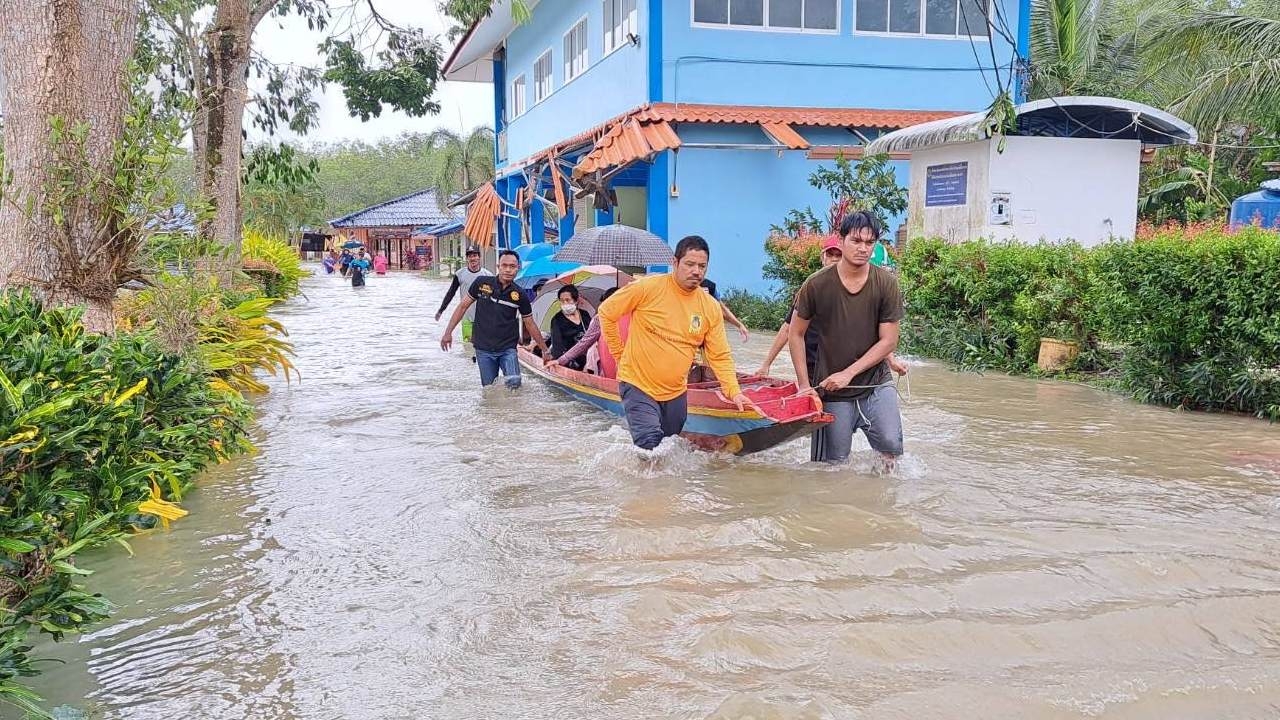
[597,274,742,402]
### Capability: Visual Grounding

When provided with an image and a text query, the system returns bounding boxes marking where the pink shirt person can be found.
[373,253,389,275]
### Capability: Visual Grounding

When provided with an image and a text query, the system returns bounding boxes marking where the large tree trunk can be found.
[194,0,258,257]
[0,0,141,333]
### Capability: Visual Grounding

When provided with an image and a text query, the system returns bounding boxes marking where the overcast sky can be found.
[252,0,492,145]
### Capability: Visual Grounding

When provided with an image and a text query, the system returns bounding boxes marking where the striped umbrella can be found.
[552,224,672,267]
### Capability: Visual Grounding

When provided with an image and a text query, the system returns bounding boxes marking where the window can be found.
[509,74,526,119]
[693,0,839,31]
[533,50,553,103]
[603,0,638,54]
[564,17,588,82]
[856,0,987,35]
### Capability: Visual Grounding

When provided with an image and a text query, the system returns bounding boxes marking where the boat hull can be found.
[518,348,831,455]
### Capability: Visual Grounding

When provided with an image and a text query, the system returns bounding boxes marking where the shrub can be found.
[763,231,827,298]
[899,226,1280,419]
[242,229,306,300]
[721,288,790,331]
[117,274,297,394]
[0,292,253,714]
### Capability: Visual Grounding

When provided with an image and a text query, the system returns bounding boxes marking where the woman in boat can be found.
[548,284,591,371]
[545,287,618,374]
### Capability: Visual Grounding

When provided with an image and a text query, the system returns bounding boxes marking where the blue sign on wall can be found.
[925,162,969,207]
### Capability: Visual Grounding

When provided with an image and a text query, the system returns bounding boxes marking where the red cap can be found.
[822,234,842,252]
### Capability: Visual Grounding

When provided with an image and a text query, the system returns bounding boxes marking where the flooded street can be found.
[30,267,1280,719]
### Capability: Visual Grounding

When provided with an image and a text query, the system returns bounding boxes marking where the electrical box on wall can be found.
[989,191,1012,226]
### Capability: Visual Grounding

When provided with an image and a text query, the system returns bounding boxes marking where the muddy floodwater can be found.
[29,268,1280,719]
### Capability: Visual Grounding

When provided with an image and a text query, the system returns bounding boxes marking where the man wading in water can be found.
[435,245,493,343]
[788,212,905,470]
[440,250,549,389]
[597,235,753,450]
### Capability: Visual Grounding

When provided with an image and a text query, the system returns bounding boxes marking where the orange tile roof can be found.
[634,103,961,129]
[760,122,809,150]
[506,103,964,175]
[482,104,965,230]
[576,117,681,176]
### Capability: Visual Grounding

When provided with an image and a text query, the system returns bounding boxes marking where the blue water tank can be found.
[1229,179,1280,229]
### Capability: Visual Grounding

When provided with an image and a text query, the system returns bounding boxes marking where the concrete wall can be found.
[910,142,990,241]
[661,0,1021,111]
[911,137,1141,245]
[988,136,1141,244]
[502,0,649,162]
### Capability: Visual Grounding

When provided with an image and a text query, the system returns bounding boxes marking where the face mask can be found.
[561,303,577,315]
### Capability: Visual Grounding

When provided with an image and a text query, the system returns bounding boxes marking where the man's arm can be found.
[787,314,813,390]
[819,321,900,391]
[522,315,550,355]
[757,320,791,376]
[597,281,644,358]
[701,314,747,407]
[550,317,601,366]
[435,275,462,319]
[440,295,475,350]
[719,302,750,343]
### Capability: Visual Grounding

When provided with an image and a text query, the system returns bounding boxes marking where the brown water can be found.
[28,268,1280,719]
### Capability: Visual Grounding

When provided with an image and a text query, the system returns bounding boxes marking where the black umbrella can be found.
[552,224,672,267]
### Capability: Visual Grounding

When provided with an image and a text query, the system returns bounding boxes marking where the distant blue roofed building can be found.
[330,188,464,271]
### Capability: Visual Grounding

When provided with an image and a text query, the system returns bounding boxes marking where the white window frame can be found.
[690,0,842,34]
[852,0,992,39]
[563,15,589,84]
[533,49,554,104]
[603,0,639,56]
[509,74,526,120]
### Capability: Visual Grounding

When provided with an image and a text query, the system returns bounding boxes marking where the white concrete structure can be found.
[866,97,1198,246]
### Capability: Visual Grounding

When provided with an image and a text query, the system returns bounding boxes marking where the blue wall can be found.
[661,0,1020,111]
[501,0,649,163]
[663,143,907,294]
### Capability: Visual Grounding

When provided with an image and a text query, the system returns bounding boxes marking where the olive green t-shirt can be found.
[793,264,904,400]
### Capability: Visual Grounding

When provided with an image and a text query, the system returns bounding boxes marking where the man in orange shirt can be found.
[598,235,753,450]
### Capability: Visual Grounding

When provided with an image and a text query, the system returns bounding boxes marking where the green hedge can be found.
[721,288,790,331]
[0,293,254,715]
[899,226,1280,419]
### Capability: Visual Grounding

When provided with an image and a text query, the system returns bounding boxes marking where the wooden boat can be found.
[518,347,832,455]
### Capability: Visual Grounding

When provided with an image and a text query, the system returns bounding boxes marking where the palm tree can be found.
[1146,2,1280,132]
[1028,0,1141,99]
[426,126,495,209]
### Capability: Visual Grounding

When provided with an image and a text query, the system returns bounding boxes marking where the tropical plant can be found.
[116,274,297,394]
[1146,1,1280,133]
[1027,0,1141,98]
[426,126,496,209]
[242,230,308,300]
[0,291,253,715]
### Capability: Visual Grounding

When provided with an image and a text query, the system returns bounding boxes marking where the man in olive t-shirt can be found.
[788,211,905,467]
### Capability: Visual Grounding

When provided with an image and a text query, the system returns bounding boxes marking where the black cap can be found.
[465,245,481,255]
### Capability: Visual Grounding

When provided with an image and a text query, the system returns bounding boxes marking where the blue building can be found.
[444,0,1029,291]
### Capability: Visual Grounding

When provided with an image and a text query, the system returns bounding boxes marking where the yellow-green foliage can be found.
[1,292,254,714]
[242,229,306,300]
[117,273,296,395]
